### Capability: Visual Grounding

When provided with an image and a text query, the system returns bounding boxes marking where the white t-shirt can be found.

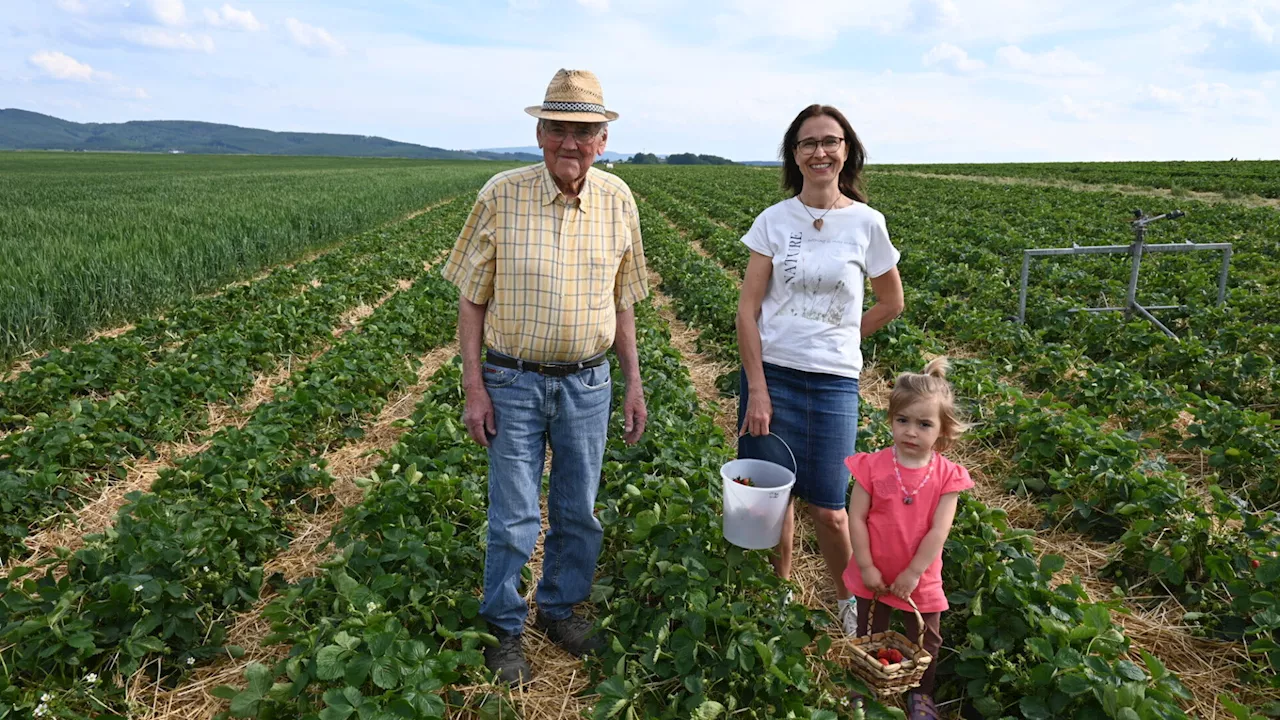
[741,197,899,379]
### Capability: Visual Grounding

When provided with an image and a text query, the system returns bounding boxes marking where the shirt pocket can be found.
[587,257,617,311]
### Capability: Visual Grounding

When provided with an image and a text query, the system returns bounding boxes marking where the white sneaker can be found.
[839,601,858,636]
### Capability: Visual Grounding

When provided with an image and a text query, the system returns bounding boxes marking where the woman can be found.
[736,104,905,629]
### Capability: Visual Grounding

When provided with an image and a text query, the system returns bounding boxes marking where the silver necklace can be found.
[797,196,838,231]
[892,447,936,505]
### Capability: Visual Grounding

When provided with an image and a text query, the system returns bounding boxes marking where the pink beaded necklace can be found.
[892,447,936,505]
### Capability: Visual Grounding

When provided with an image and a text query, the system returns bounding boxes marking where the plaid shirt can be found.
[441,163,649,363]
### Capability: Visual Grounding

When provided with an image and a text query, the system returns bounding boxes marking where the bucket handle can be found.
[759,432,797,475]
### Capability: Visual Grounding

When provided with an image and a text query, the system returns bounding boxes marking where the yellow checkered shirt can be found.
[441,163,649,363]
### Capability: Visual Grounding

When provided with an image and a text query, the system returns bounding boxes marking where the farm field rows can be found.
[615,164,1280,718]
[0,153,511,363]
[876,160,1280,200]
[1,161,1277,719]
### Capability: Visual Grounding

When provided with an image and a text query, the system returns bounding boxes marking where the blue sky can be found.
[3,0,1279,162]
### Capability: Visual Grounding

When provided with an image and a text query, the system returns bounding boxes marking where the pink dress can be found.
[841,448,974,613]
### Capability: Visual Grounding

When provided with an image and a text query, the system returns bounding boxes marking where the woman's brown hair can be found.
[780,104,868,203]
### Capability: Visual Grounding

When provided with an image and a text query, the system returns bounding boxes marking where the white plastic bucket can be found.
[721,434,797,550]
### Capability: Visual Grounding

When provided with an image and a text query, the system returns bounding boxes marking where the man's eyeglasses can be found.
[795,136,844,155]
[543,123,604,144]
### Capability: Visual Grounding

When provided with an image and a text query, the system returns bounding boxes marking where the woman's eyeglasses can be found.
[795,136,844,155]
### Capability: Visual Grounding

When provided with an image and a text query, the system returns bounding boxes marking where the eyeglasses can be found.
[542,123,604,144]
[795,136,844,155]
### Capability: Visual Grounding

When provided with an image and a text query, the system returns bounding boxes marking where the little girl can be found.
[842,357,972,719]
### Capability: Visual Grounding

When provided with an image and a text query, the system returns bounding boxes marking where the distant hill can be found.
[0,108,542,162]
[479,146,636,162]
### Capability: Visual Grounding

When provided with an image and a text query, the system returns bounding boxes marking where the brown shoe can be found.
[484,631,532,684]
[534,609,602,657]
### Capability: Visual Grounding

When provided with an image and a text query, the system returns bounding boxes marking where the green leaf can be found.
[1140,649,1167,681]
[1116,659,1148,682]
[372,657,399,689]
[1026,636,1054,659]
[973,697,1002,717]
[344,653,373,687]
[316,645,347,680]
[631,510,658,541]
[692,700,725,720]
[1019,696,1052,720]
[1057,673,1091,696]
[1054,647,1084,669]
[228,691,261,718]
[245,662,273,696]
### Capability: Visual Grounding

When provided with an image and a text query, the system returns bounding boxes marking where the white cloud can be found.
[204,4,264,32]
[28,50,99,82]
[1047,94,1110,121]
[1175,1,1277,44]
[55,0,88,12]
[285,18,346,56]
[922,43,985,72]
[996,45,1103,76]
[113,85,151,99]
[577,0,610,10]
[122,27,216,52]
[147,0,188,26]
[906,0,960,31]
[1141,81,1268,112]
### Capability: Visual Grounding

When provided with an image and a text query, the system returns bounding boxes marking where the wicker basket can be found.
[846,596,933,697]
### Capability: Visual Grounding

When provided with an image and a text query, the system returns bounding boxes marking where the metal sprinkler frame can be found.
[1016,209,1233,341]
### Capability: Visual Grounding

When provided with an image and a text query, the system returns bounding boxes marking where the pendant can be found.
[813,218,823,231]
[903,496,913,505]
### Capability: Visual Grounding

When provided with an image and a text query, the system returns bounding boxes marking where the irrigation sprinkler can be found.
[1016,209,1233,341]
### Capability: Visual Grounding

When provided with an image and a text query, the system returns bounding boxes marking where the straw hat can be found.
[525,69,619,123]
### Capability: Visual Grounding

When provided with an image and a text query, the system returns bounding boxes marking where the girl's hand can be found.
[889,569,921,601]
[740,391,772,437]
[860,566,887,594]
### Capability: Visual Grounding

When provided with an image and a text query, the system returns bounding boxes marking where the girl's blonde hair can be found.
[887,357,967,453]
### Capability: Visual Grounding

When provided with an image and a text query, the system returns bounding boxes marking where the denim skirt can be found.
[737,362,860,511]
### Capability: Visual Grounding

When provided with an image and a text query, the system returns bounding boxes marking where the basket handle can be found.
[865,593,926,649]
[761,432,797,475]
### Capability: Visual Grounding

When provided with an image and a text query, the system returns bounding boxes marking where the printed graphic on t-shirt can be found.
[784,231,866,327]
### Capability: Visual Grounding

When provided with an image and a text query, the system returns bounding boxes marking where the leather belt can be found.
[485,350,607,378]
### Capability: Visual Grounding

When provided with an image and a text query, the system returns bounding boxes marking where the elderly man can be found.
[441,68,649,684]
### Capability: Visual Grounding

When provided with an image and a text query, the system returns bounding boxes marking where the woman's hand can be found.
[860,565,887,594]
[740,390,772,437]
[889,568,921,601]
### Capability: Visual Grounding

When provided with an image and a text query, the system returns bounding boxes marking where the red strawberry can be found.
[879,658,889,666]
[1252,559,1261,569]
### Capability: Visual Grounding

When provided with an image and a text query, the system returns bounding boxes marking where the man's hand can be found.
[622,382,647,445]
[463,385,496,447]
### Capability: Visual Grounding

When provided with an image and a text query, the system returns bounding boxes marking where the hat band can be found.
[542,100,607,115]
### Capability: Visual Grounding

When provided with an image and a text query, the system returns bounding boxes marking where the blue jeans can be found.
[738,362,859,510]
[479,355,612,636]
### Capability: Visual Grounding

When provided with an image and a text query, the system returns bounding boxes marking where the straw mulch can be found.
[648,281,736,439]
[130,345,459,720]
[452,494,599,720]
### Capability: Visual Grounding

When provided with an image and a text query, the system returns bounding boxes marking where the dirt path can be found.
[13,261,442,571]
[130,343,460,720]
